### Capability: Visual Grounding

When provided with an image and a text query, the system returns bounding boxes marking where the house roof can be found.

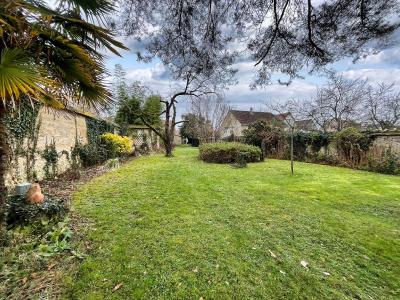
[229,110,288,125]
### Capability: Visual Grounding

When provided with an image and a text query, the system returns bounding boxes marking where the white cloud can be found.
[341,68,400,88]
[358,46,400,66]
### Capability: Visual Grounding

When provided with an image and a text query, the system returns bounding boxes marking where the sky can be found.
[47,0,400,118]
[106,38,400,118]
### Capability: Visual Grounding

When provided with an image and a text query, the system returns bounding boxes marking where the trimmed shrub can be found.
[100,133,133,159]
[199,142,262,163]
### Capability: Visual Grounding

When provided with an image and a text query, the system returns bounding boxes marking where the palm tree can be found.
[0,0,127,238]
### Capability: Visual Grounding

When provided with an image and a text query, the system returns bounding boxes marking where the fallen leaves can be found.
[268,250,277,258]
[113,283,123,292]
[300,260,309,269]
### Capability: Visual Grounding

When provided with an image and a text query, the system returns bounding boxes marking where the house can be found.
[294,119,318,132]
[220,109,289,138]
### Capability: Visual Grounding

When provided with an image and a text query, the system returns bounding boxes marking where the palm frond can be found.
[51,14,128,56]
[56,0,114,20]
[0,49,45,104]
[0,0,126,112]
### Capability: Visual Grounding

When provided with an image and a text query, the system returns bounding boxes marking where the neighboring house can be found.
[220,109,289,138]
[294,119,318,132]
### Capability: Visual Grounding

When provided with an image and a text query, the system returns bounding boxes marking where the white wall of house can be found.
[221,113,246,138]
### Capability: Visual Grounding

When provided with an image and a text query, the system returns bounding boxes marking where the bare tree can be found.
[266,100,301,174]
[140,71,233,156]
[302,74,367,132]
[189,94,229,142]
[364,82,400,130]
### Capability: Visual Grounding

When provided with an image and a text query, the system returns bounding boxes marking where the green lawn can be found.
[67,146,400,299]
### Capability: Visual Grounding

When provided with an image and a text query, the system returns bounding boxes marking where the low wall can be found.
[370,133,400,155]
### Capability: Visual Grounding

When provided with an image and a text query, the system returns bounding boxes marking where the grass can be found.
[66,146,400,299]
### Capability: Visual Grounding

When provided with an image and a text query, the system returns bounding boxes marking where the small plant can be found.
[74,142,108,167]
[5,194,68,226]
[105,158,121,169]
[37,219,73,257]
[199,142,262,163]
[367,149,400,175]
[42,140,58,179]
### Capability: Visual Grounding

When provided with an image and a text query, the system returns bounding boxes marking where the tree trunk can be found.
[0,104,9,241]
[290,127,294,175]
[165,141,173,157]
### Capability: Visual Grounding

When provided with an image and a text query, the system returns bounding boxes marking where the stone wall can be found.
[130,127,160,150]
[6,107,89,186]
[370,134,400,155]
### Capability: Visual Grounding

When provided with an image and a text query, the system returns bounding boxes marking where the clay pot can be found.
[26,183,45,204]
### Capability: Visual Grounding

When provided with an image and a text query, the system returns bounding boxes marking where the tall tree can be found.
[142,95,162,126]
[302,74,367,132]
[0,0,127,240]
[117,0,237,156]
[364,83,400,130]
[190,94,229,142]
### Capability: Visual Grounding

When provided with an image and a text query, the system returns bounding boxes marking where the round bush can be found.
[199,142,262,163]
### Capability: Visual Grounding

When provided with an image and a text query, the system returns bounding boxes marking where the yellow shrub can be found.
[100,133,133,158]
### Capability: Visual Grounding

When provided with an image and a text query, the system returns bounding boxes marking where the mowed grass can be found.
[67,146,400,299]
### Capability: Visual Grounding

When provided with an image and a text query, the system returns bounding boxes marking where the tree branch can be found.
[139,116,166,143]
[307,0,325,57]
[255,0,290,66]
[174,120,188,125]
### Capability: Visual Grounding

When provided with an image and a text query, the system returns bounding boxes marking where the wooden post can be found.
[290,127,294,175]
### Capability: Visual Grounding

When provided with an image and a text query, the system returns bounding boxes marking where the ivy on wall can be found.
[4,101,42,182]
[42,140,58,179]
[86,118,115,144]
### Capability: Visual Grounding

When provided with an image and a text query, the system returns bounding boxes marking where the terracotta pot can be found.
[26,183,45,204]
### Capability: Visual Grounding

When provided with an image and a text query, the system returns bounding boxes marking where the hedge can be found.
[199,142,262,163]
